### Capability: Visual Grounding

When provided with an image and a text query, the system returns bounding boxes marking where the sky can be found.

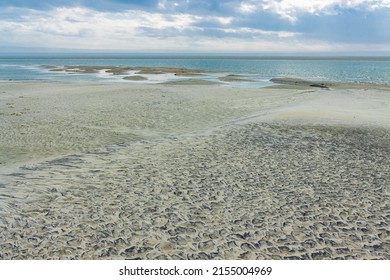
[0,0,390,54]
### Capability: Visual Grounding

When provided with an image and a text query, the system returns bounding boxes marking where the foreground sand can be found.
[0,80,389,259]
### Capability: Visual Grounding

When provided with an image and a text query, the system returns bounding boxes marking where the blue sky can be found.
[0,0,390,54]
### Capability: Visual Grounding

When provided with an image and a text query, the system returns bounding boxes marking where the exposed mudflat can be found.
[0,81,389,259]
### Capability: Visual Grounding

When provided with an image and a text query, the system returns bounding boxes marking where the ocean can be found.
[1,54,389,87]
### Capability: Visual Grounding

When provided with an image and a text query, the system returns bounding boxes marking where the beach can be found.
[0,79,389,259]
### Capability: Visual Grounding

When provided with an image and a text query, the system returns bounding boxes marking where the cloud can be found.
[158,0,189,10]
[221,27,298,38]
[0,6,298,51]
[238,2,258,13]
[238,0,390,22]
[0,7,199,37]
[0,2,389,53]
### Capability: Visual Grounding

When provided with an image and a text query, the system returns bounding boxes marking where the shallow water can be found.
[1,55,390,86]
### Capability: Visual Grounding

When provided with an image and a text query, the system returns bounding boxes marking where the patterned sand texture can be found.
[0,81,389,259]
[0,123,389,259]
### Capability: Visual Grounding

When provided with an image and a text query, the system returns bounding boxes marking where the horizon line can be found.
[1,52,390,60]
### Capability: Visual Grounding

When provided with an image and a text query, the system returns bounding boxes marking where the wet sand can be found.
[0,80,389,259]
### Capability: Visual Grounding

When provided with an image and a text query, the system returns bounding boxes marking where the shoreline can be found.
[1,80,389,259]
[2,72,390,90]
[4,61,390,88]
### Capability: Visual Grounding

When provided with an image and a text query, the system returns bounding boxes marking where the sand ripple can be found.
[1,123,389,259]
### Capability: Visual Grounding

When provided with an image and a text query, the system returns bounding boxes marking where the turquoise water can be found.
[1,55,390,87]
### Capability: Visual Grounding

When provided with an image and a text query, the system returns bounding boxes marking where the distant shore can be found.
[0,80,389,259]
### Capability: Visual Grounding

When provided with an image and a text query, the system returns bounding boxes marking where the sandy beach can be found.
[0,79,389,259]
